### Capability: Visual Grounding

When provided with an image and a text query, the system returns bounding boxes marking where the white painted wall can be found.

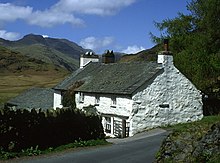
[80,57,99,68]
[130,55,203,136]
[75,92,133,137]
[76,93,133,117]
[157,54,165,64]
[53,90,63,109]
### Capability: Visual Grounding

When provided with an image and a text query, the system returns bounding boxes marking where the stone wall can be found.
[130,55,203,135]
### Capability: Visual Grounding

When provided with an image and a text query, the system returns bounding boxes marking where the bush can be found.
[203,96,220,115]
[0,107,104,152]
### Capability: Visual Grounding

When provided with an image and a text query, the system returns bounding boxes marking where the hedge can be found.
[0,108,104,152]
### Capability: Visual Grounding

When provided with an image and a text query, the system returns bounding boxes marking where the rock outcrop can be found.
[156,122,220,162]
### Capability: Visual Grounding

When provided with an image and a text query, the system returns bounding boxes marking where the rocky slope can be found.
[156,117,220,162]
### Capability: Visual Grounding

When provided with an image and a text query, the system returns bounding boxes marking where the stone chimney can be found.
[157,39,173,66]
[102,50,115,64]
[80,51,99,69]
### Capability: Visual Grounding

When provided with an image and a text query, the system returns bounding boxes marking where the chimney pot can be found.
[164,39,169,52]
[102,50,115,64]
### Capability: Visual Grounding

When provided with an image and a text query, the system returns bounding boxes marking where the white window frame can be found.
[111,96,116,107]
[105,117,111,133]
[95,95,100,105]
[79,92,84,103]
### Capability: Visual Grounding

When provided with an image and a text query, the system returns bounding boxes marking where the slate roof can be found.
[54,62,163,95]
[7,88,54,110]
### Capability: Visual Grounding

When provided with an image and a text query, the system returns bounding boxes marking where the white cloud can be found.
[53,0,136,16]
[0,0,136,27]
[0,3,32,22]
[121,45,145,54]
[0,30,20,40]
[79,36,114,52]
[27,10,84,27]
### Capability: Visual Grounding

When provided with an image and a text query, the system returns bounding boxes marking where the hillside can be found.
[0,46,69,106]
[0,34,88,71]
[0,46,67,73]
[119,44,162,63]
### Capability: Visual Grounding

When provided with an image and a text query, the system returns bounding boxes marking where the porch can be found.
[102,114,130,138]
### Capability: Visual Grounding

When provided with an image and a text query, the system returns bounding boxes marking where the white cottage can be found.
[53,50,203,137]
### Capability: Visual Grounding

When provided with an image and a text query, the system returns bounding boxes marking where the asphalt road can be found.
[9,129,168,163]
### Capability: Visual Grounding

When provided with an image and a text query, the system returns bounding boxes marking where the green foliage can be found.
[208,153,220,163]
[0,139,109,160]
[151,0,220,100]
[0,107,105,156]
[54,139,109,152]
[0,147,18,160]
[62,81,84,108]
[21,145,41,156]
[164,115,220,133]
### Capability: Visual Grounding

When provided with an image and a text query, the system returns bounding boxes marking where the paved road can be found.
[9,129,168,163]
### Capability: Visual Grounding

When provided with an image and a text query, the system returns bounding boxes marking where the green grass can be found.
[53,139,110,152]
[11,44,79,69]
[165,115,220,133]
[162,115,220,144]
[0,71,69,105]
[0,139,110,160]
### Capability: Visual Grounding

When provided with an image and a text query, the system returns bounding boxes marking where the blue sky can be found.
[0,0,191,54]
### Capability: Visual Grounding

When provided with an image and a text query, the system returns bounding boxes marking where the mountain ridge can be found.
[119,44,162,63]
[0,34,89,71]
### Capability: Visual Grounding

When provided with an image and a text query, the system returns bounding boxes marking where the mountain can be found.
[0,34,88,71]
[0,46,67,73]
[119,44,162,63]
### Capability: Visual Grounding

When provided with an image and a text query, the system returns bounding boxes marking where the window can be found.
[79,92,84,103]
[105,117,111,133]
[159,103,169,108]
[95,95,100,105]
[111,96,116,106]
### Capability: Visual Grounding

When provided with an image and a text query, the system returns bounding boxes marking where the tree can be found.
[62,81,85,108]
[151,0,220,97]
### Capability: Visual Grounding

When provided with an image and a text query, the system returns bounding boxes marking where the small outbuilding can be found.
[7,87,54,110]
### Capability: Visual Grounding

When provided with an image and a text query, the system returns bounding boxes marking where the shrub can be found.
[0,107,104,152]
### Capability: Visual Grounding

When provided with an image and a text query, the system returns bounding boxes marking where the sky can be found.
[0,0,191,54]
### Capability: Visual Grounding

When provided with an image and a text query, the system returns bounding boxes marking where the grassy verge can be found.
[0,139,110,160]
[165,115,220,132]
